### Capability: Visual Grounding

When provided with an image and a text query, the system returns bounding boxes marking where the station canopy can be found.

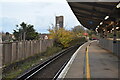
[67,1,120,31]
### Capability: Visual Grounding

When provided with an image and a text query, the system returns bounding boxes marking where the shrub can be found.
[49,28,75,48]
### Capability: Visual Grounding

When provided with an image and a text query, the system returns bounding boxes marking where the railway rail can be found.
[16,44,80,80]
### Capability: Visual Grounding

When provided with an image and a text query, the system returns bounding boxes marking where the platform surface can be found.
[61,40,119,79]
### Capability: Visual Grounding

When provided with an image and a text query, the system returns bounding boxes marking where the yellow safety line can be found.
[86,46,91,80]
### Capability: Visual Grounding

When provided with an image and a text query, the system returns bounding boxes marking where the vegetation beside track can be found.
[2,37,86,79]
[2,46,62,79]
[48,26,87,48]
[3,25,87,79]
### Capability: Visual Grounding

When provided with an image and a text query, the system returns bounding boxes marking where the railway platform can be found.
[58,40,119,79]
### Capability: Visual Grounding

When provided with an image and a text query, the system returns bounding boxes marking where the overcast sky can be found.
[0,0,81,33]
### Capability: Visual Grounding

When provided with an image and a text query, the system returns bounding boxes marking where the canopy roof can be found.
[68,2,119,31]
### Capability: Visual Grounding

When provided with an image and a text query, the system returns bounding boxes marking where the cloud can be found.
[0,1,80,33]
[0,0,67,3]
[67,0,119,2]
[1,17,19,33]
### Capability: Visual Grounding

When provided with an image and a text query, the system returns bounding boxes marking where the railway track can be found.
[16,44,80,80]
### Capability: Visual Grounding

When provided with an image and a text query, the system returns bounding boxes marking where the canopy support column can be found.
[113,24,117,43]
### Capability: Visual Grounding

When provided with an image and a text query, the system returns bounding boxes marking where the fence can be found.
[0,43,2,77]
[99,38,120,57]
[1,39,53,65]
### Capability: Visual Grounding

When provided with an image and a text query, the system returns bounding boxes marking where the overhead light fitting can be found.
[112,28,114,30]
[96,28,98,32]
[116,3,120,8]
[104,16,109,20]
[100,22,103,25]
[116,27,119,29]
[103,29,105,31]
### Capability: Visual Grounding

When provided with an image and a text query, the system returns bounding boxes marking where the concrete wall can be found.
[99,38,120,57]
[2,39,53,65]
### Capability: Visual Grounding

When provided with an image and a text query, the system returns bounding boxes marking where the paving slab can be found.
[60,40,119,79]
[89,41,119,78]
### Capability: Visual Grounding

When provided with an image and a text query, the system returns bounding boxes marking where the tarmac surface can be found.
[59,40,119,79]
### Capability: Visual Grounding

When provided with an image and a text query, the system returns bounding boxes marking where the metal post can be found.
[105,27,108,38]
[100,31,104,38]
[113,24,116,43]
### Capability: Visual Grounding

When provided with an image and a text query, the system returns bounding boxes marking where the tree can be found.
[13,22,39,41]
[49,27,75,48]
[87,30,97,39]
[20,22,27,40]
[71,25,85,37]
